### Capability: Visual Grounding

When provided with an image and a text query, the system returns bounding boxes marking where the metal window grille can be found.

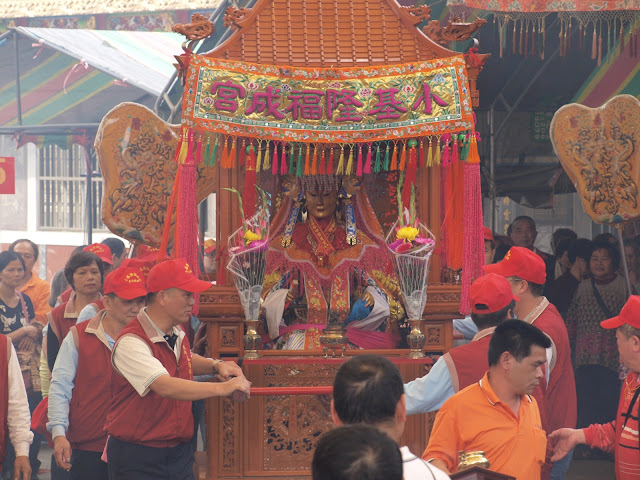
[38,144,105,231]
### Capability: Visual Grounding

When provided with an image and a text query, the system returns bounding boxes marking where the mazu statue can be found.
[261,173,404,350]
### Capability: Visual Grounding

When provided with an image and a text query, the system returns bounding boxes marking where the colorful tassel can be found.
[311,146,318,175]
[203,136,210,167]
[383,144,390,171]
[289,144,295,174]
[319,149,326,175]
[441,135,450,167]
[280,143,288,175]
[238,139,246,166]
[374,145,382,173]
[327,147,335,174]
[427,138,433,167]
[272,142,279,175]
[345,146,354,175]
[364,143,372,174]
[262,141,270,171]
[244,145,257,219]
[434,137,441,165]
[451,138,459,163]
[356,144,363,176]
[336,146,345,175]
[184,131,195,165]
[398,142,407,171]
[296,145,304,177]
[175,129,189,164]
[468,134,480,164]
[304,145,310,175]
[194,135,203,164]
[229,138,237,168]
[255,141,263,172]
[210,136,218,167]
[402,140,418,208]
[390,144,398,171]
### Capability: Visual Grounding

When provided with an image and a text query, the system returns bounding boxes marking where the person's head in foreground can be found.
[484,227,496,265]
[103,266,147,328]
[312,424,402,480]
[488,320,551,396]
[601,295,640,373]
[469,273,518,330]
[331,355,405,443]
[146,258,212,326]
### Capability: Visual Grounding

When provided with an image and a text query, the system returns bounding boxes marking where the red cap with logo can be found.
[469,273,519,314]
[103,267,147,300]
[120,258,154,280]
[601,296,640,329]
[146,258,212,293]
[483,227,494,242]
[483,246,546,285]
[84,243,113,264]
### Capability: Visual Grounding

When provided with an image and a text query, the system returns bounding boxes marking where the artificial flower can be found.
[244,230,262,245]
[396,226,419,242]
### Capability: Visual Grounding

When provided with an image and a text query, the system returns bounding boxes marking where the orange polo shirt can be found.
[20,274,51,323]
[423,371,547,480]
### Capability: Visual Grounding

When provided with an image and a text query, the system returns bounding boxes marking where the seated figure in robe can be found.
[262,175,403,350]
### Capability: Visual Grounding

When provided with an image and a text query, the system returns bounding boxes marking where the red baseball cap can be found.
[601,296,640,329]
[469,273,519,314]
[483,227,494,242]
[84,243,113,264]
[483,246,546,285]
[147,258,212,293]
[103,267,147,300]
[120,258,154,280]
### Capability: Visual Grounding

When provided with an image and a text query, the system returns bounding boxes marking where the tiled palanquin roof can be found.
[0,0,222,18]
[205,0,458,67]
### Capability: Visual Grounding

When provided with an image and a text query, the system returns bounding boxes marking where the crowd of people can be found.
[1,214,639,480]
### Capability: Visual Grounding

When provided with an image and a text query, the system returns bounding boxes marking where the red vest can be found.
[48,299,105,345]
[66,313,112,452]
[531,302,577,432]
[0,335,10,464]
[105,313,194,448]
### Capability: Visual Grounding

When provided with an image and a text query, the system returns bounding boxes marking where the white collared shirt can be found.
[111,308,185,397]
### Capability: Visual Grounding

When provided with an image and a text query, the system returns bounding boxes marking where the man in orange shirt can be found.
[423,320,550,480]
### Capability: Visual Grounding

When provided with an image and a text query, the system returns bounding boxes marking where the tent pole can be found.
[14,30,23,126]
[489,106,496,232]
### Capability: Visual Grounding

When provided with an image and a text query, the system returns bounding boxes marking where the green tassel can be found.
[210,136,219,167]
[203,137,211,167]
[289,144,295,173]
[383,144,390,171]
[374,145,381,173]
[296,145,304,177]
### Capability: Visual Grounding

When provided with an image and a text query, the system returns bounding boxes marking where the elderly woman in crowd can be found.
[566,241,630,434]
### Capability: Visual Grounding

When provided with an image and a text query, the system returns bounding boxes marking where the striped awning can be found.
[0,28,184,127]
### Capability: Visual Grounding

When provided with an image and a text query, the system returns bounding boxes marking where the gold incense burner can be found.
[457,450,490,471]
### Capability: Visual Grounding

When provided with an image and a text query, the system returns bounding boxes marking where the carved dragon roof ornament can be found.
[400,5,432,25]
[223,6,253,29]
[172,14,215,85]
[423,17,488,47]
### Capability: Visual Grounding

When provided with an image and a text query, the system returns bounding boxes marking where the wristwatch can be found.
[212,359,223,374]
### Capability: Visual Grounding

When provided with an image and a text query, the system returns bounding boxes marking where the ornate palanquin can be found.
[182,0,487,478]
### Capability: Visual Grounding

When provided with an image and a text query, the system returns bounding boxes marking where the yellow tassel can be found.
[390,144,398,170]
[177,129,189,164]
[311,146,318,175]
[427,138,433,167]
[468,136,480,164]
[263,141,270,171]
[336,146,345,175]
[304,145,310,175]
[345,147,354,175]
[398,143,407,170]
[256,143,263,172]
[434,138,441,165]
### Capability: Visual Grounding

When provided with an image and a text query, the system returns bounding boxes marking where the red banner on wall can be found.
[0,157,15,194]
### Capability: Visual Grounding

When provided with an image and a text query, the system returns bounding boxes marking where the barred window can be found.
[38,143,105,231]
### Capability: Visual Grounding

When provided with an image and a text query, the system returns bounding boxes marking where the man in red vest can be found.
[48,266,147,479]
[484,246,577,480]
[405,273,517,412]
[1,333,33,480]
[104,258,251,480]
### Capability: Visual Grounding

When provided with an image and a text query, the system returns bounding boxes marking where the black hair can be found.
[0,251,26,273]
[568,238,594,265]
[552,228,577,252]
[101,237,125,257]
[593,232,618,247]
[332,355,403,426]
[591,241,621,272]
[471,300,515,330]
[507,216,536,236]
[312,425,403,480]
[510,276,544,297]
[8,239,39,261]
[64,251,104,290]
[555,238,573,258]
[146,292,158,304]
[488,319,551,366]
